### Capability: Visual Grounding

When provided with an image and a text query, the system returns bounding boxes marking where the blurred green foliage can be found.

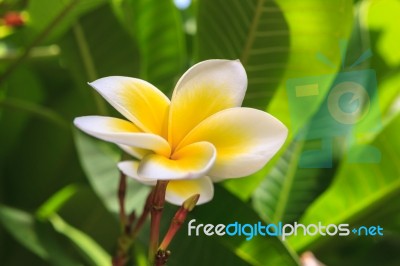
[0,0,399,265]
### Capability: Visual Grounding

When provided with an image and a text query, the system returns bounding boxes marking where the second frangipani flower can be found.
[74,59,288,205]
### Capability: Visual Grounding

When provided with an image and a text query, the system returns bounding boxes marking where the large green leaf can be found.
[311,199,400,266]
[58,3,141,115]
[196,0,289,109]
[378,72,400,122]
[252,140,332,224]
[223,0,354,200]
[251,0,400,228]
[0,67,45,161]
[267,0,354,128]
[284,14,400,249]
[0,69,47,229]
[0,82,78,212]
[289,113,400,252]
[367,0,400,67]
[27,0,107,43]
[112,0,186,92]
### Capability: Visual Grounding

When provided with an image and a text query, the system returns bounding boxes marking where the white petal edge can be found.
[172,59,247,105]
[118,161,156,185]
[74,116,171,157]
[165,176,214,206]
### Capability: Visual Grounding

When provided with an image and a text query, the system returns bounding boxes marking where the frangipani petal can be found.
[118,161,214,205]
[118,144,149,159]
[180,108,288,181]
[89,76,170,137]
[74,116,171,157]
[168,59,247,148]
[137,142,216,180]
[118,161,156,185]
[166,176,214,205]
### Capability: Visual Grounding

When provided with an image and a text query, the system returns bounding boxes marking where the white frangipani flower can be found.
[74,59,288,205]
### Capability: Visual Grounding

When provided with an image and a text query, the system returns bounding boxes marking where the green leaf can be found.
[27,0,107,43]
[0,205,82,265]
[252,140,331,224]
[223,0,354,200]
[48,214,111,266]
[58,3,141,114]
[310,199,400,265]
[112,0,186,92]
[36,184,79,220]
[375,70,400,125]
[0,66,78,211]
[0,67,45,161]
[73,129,150,216]
[41,184,120,257]
[253,0,400,228]
[267,0,354,128]
[196,0,289,109]
[36,183,118,261]
[0,97,68,128]
[289,113,400,252]
[367,0,400,67]
[0,204,47,258]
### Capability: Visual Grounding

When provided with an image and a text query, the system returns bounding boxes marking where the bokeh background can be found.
[0,0,399,265]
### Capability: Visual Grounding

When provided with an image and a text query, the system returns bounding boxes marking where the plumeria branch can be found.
[114,178,200,266]
[159,194,199,251]
[112,172,132,266]
[112,234,131,266]
[149,180,169,264]
[112,172,152,266]
[118,171,128,230]
[154,194,200,266]
[130,189,153,239]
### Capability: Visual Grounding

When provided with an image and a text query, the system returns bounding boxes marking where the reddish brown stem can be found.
[112,234,131,266]
[112,172,130,266]
[159,194,199,251]
[130,189,154,239]
[118,171,128,229]
[148,180,169,264]
[126,211,136,232]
